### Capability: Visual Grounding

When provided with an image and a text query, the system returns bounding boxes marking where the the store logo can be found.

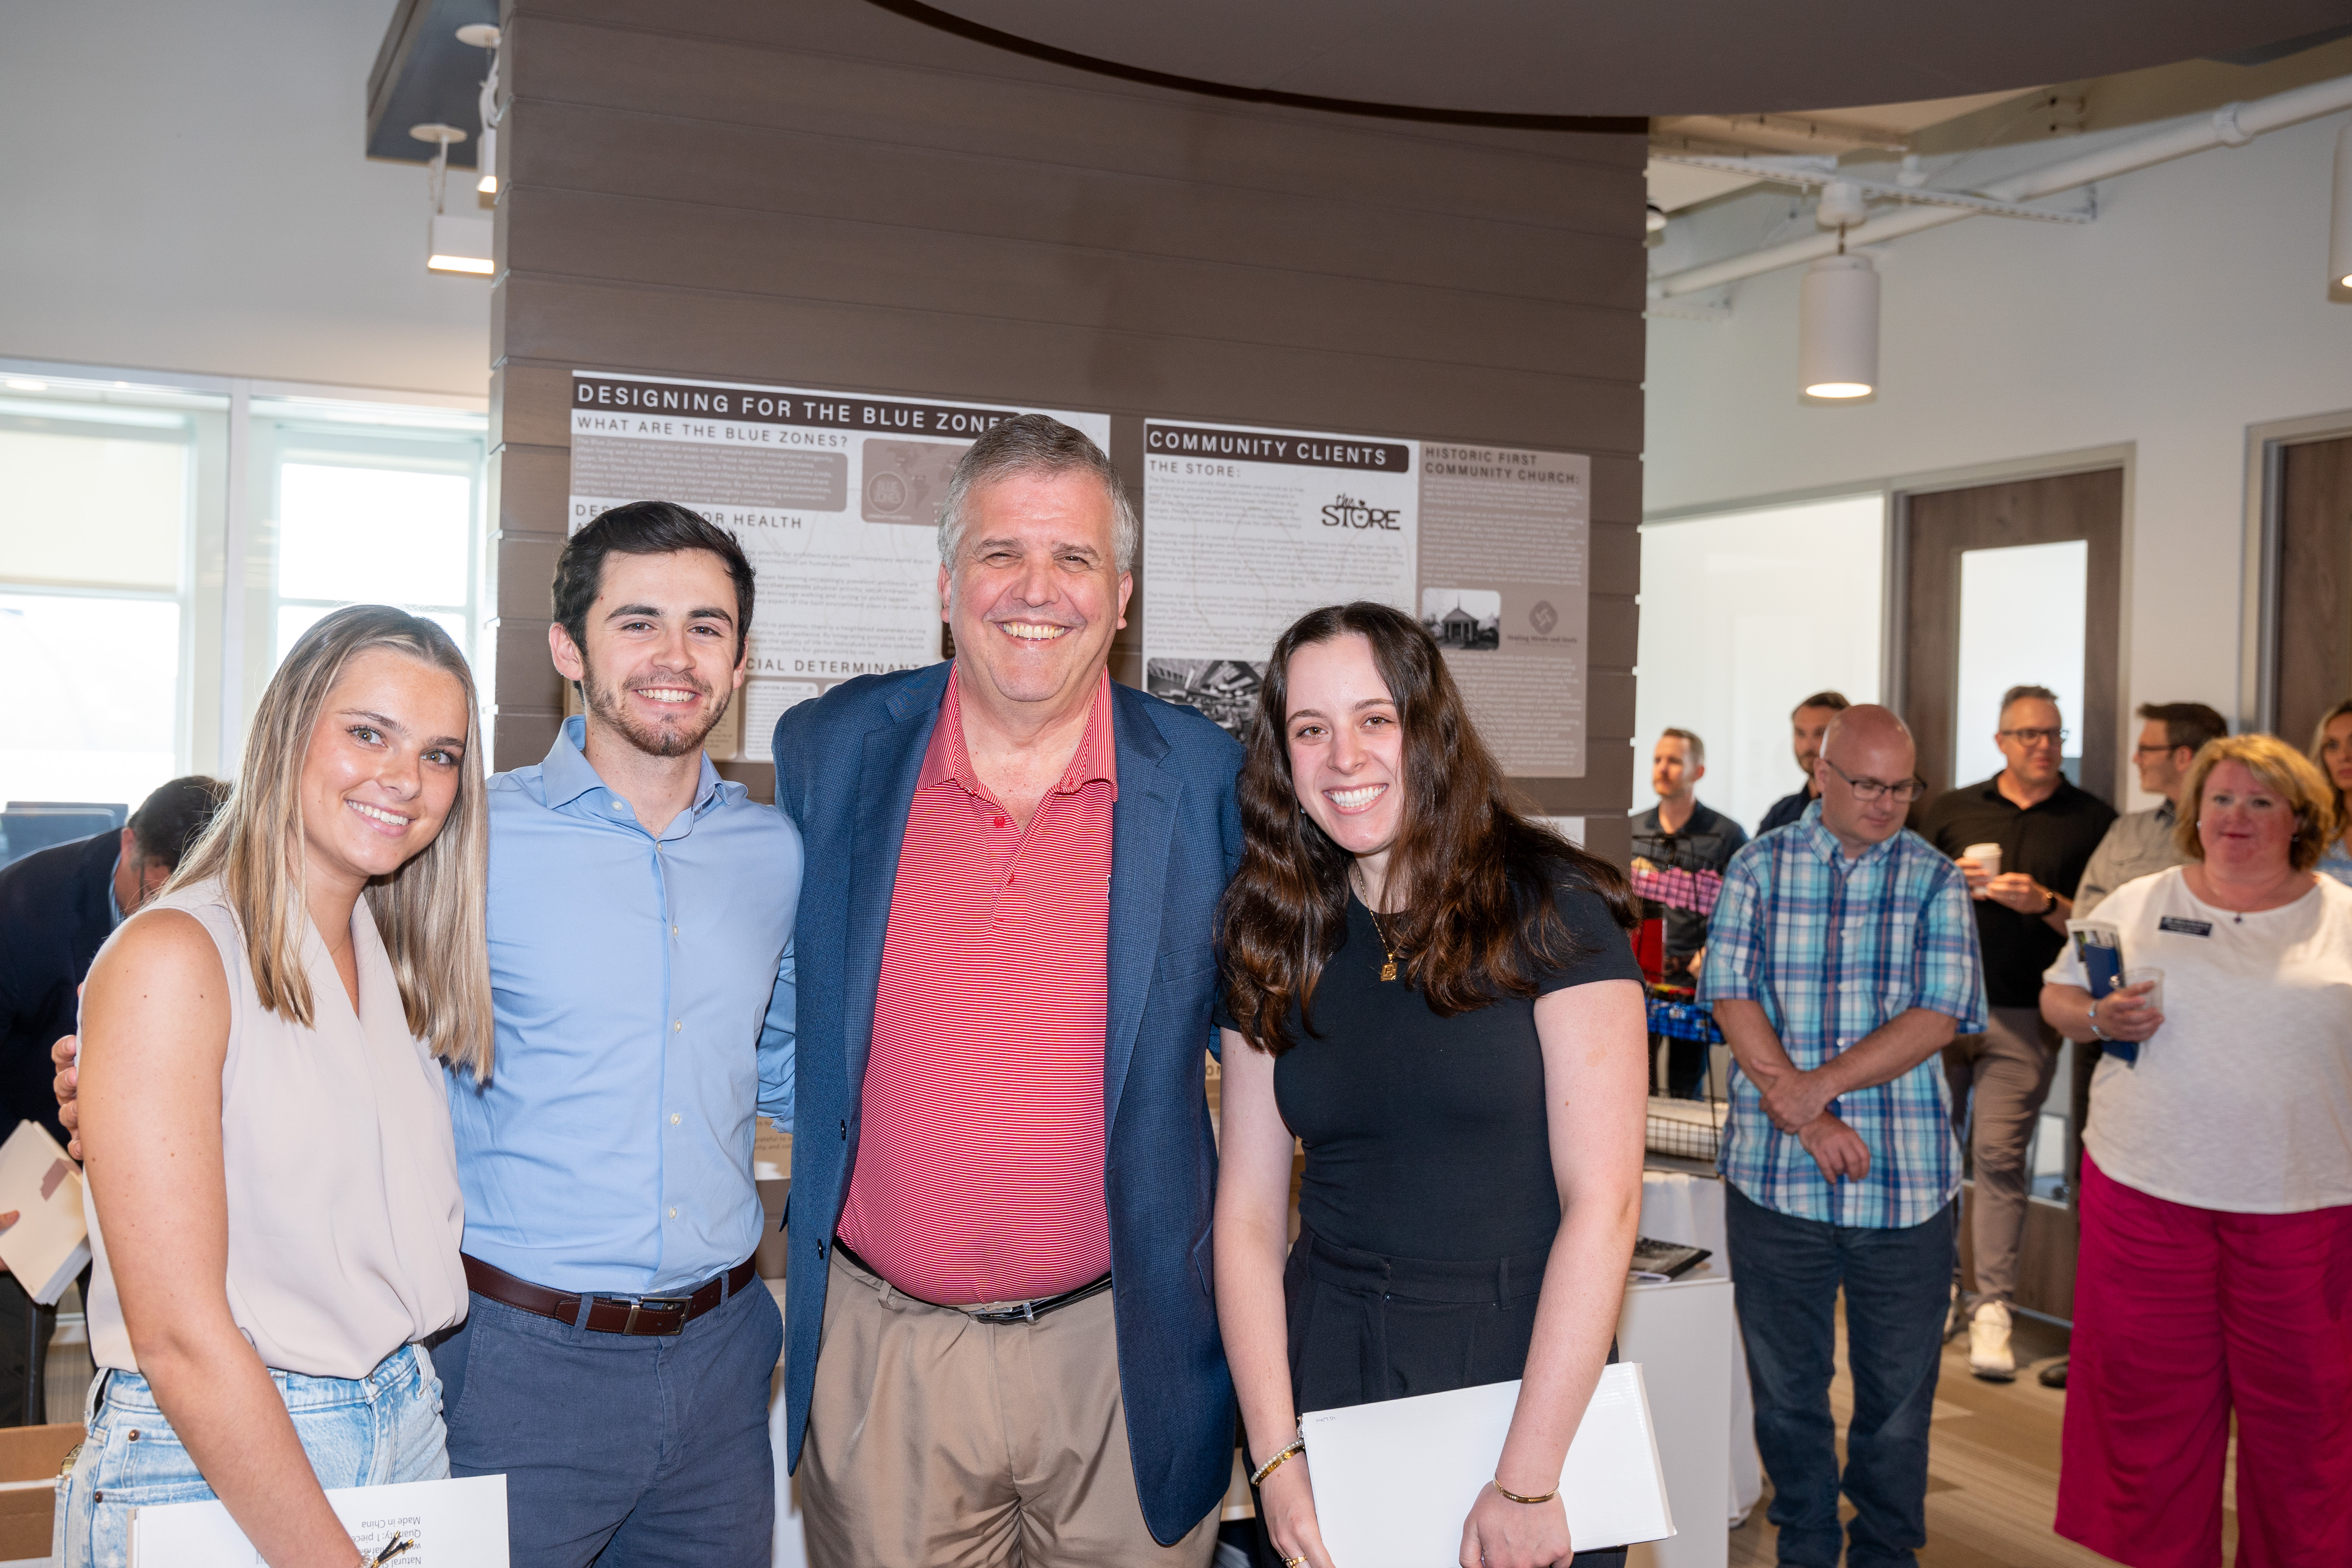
[1321,494,1402,530]
[1529,601,1559,636]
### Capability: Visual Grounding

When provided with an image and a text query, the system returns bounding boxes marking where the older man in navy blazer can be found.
[773,415,1241,1565]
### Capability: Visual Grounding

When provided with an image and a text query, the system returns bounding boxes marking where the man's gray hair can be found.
[936,413,1139,573]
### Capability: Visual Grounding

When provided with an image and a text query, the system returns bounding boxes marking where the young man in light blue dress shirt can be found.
[435,503,802,1568]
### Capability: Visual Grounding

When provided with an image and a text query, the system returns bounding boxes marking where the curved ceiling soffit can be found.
[884,0,2352,120]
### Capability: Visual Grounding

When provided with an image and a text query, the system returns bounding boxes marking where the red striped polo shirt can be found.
[835,668,1116,1305]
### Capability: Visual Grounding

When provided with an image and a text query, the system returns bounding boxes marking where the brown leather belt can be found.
[462,1253,758,1337]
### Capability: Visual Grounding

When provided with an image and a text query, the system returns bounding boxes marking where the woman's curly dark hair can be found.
[1217,601,1635,1055]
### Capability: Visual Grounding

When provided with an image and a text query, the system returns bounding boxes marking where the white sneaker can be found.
[1969,1300,2016,1382]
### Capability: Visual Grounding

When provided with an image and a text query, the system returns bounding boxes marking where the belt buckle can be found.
[608,1294,692,1336]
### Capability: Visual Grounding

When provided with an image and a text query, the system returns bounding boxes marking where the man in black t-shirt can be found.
[1630,728,1746,1097]
[1917,685,2114,1382]
[1757,691,1849,834]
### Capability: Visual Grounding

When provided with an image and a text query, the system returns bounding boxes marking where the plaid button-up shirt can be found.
[1697,801,1987,1228]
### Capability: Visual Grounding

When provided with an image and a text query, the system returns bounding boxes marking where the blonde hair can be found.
[2174,732,2337,873]
[170,606,494,1079]
[2305,698,2352,844]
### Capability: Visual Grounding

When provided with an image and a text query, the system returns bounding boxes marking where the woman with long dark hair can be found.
[1214,602,1647,1568]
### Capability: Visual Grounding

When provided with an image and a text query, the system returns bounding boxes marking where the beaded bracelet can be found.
[1250,1433,1306,1488]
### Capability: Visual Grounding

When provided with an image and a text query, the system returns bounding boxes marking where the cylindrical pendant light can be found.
[1800,252,1879,399]
[2331,118,2352,293]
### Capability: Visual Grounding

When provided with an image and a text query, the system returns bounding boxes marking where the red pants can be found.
[2056,1155,2352,1567]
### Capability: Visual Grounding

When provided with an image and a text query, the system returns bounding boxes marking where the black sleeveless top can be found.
[1220,881,1641,1261]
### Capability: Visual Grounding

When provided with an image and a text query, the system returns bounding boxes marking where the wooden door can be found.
[1900,469,2124,799]
[2272,435,2352,748]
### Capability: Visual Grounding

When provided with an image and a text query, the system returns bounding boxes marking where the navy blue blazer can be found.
[0,831,116,1144]
[771,663,1244,1544]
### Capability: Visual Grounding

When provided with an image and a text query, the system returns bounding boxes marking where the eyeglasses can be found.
[1999,727,2069,747]
[2132,741,2183,758]
[1821,758,1928,804]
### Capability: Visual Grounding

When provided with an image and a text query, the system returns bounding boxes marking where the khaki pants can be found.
[800,1247,1220,1568]
[1942,1005,2060,1307]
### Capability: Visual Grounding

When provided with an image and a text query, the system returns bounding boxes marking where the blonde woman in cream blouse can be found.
[62,606,490,1568]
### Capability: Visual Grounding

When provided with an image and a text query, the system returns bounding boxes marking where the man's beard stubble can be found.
[581,659,730,760]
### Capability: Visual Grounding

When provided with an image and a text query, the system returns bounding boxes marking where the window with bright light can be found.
[1634,495,1886,835]
[0,370,487,848]
[0,394,201,817]
[260,420,483,669]
[1953,539,2088,787]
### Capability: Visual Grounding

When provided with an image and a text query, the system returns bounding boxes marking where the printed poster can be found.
[567,371,1110,759]
[1417,444,1591,777]
[1140,420,1419,735]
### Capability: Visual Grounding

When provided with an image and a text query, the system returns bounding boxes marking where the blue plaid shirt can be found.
[1697,801,1986,1228]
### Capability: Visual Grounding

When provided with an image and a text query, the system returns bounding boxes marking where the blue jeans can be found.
[438,1270,782,1568]
[56,1343,447,1568]
[1725,1183,1955,1568]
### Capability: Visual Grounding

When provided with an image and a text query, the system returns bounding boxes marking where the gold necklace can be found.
[1368,907,1401,983]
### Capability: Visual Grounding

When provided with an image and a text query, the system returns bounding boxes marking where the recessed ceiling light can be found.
[3,378,47,393]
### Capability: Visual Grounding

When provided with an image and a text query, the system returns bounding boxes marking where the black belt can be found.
[833,1238,1112,1325]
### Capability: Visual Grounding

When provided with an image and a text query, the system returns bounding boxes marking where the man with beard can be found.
[437,502,801,1564]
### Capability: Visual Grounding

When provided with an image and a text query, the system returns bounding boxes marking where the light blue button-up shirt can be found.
[451,717,801,1295]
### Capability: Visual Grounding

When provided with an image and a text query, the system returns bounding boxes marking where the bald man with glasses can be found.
[1918,684,2115,1382]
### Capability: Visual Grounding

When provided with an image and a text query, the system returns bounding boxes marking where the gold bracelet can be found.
[1495,1478,1560,1505]
[1250,1434,1306,1488]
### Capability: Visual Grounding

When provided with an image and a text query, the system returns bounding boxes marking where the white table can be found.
[1619,1269,1732,1568]
[1638,1169,1763,1528]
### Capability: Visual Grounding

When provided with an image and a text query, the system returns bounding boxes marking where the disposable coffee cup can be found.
[1963,842,2001,895]
[2124,965,2164,1018]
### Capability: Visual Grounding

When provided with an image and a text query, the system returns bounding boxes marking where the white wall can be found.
[1645,108,2352,807]
[0,0,490,396]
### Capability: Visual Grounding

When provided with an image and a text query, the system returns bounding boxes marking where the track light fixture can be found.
[457,23,503,197]
[413,123,492,276]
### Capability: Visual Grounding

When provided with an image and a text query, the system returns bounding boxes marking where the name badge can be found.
[2158,915,2213,937]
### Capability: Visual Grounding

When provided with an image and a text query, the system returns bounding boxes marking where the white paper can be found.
[1141,419,1419,737]
[567,372,1109,758]
[129,1473,507,1568]
[0,1118,91,1305]
[1301,1362,1673,1567]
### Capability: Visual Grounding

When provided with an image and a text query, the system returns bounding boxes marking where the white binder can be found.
[129,1473,508,1567]
[1302,1362,1674,1566]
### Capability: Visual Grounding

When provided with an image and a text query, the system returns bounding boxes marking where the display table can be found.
[1620,1268,1731,1568]
[1640,1168,1764,1530]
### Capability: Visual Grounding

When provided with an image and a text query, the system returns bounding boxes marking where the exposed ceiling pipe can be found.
[1651,73,2352,299]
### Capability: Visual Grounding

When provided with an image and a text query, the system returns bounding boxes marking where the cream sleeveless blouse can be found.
[84,879,469,1378]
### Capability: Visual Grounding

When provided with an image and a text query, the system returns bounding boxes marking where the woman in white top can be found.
[62,606,489,1568]
[2040,733,2352,1568]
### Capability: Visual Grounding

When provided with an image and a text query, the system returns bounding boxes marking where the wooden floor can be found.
[1725,1308,2236,1568]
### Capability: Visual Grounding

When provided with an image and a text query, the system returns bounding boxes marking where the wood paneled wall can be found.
[488,0,1648,861]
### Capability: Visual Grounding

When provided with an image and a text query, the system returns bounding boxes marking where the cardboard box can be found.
[0,1422,85,1559]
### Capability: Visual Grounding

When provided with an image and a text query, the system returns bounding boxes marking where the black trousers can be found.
[0,1274,56,1427]
[1252,1228,1626,1568]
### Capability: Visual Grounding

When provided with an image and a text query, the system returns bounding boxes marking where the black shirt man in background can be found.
[1917,686,2113,1383]
[1757,691,1850,834]
[0,775,225,1421]
[1632,728,1747,1097]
